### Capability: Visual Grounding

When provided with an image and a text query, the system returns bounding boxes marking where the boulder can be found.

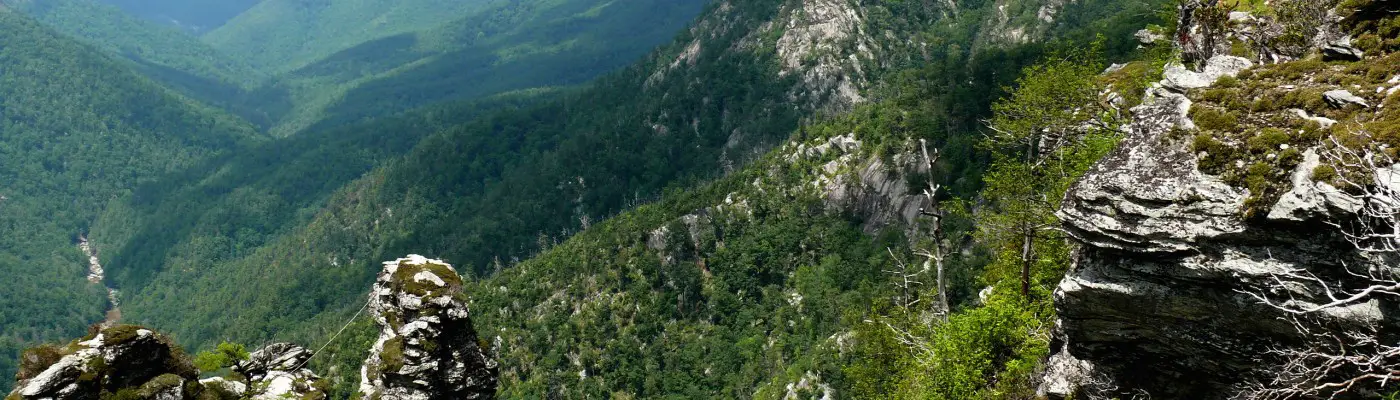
[1134,29,1163,45]
[1162,55,1253,92]
[1267,149,1361,222]
[1046,52,1394,399]
[1324,89,1371,108]
[359,255,498,400]
[1287,108,1338,129]
[1322,36,1365,61]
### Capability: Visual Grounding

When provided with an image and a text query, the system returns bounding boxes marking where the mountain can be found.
[9,0,1400,398]
[202,0,494,75]
[7,0,279,128]
[0,9,261,391]
[97,0,261,32]
[265,0,710,136]
[73,0,1163,397]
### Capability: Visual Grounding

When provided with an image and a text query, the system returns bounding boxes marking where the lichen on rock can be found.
[359,255,498,400]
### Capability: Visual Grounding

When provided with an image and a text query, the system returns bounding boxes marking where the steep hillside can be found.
[274,0,710,135]
[11,0,260,88]
[7,0,275,128]
[76,0,1166,398]
[255,0,709,136]
[203,0,492,75]
[98,0,261,31]
[0,9,261,392]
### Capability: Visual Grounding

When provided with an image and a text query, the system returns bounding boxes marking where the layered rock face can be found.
[1044,7,1399,397]
[1047,90,1382,397]
[359,255,498,400]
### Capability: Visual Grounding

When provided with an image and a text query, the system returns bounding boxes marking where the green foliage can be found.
[203,0,492,74]
[1275,0,1339,57]
[847,37,1127,400]
[0,0,1166,398]
[99,0,260,31]
[193,342,248,373]
[0,10,259,391]
[987,43,1109,155]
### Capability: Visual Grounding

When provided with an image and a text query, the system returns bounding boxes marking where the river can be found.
[79,236,121,328]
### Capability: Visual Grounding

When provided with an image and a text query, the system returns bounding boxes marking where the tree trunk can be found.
[1021,229,1033,298]
[935,252,948,319]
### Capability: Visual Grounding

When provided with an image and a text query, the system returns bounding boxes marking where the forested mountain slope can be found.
[0,9,261,391]
[98,0,260,32]
[7,0,272,127]
[203,0,493,75]
[77,0,1163,397]
[273,0,710,135]
[254,0,709,136]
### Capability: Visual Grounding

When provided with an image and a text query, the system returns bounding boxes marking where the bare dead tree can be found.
[885,247,924,313]
[917,139,952,321]
[1236,135,1400,399]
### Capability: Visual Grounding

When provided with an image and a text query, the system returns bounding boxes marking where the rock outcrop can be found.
[1043,3,1400,396]
[233,343,325,400]
[8,325,201,400]
[1046,76,1393,398]
[359,255,498,400]
[8,255,499,400]
[5,325,333,400]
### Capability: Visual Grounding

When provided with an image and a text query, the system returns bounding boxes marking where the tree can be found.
[194,341,249,373]
[981,46,1119,298]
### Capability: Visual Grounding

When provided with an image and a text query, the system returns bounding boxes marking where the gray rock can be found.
[1162,56,1253,92]
[1267,149,1361,221]
[8,326,199,400]
[1038,345,1097,400]
[1134,29,1164,45]
[1322,36,1365,61]
[1324,89,1371,108]
[1162,65,1211,92]
[236,343,324,400]
[359,255,498,400]
[1048,59,1394,399]
[1057,88,1243,254]
[1287,108,1338,129]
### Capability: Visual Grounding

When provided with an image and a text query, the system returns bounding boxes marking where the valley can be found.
[3,0,1400,398]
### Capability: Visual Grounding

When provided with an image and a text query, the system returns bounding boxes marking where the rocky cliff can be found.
[358,255,497,400]
[6,255,497,400]
[1044,0,1400,398]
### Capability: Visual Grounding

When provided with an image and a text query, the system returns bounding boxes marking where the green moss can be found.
[1194,133,1235,174]
[101,325,144,346]
[379,337,406,374]
[1247,129,1291,153]
[1313,164,1339,182]
[17,344,66,380]
[133,373,184,398]
[1214,74,1241,88]
[1191,106,1241,132]
[389,260,463,297]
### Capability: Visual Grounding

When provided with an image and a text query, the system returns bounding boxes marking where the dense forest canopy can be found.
[0,0,1212,397]
[0,9,261,387]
